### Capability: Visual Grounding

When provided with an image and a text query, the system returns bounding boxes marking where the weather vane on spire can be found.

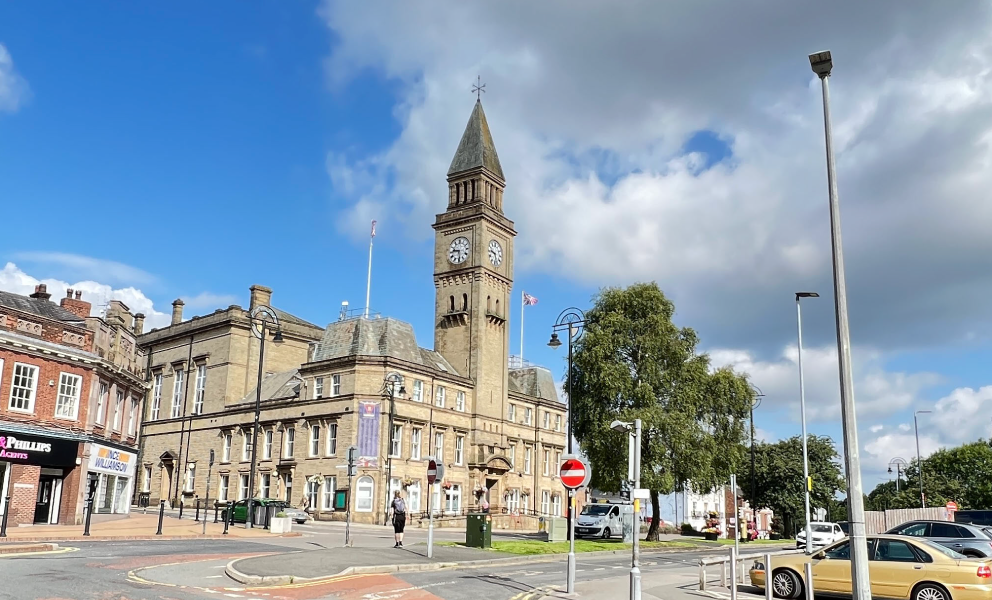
[472,75,486,101]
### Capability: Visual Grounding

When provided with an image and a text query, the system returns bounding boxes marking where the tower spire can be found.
[448,98,504,181]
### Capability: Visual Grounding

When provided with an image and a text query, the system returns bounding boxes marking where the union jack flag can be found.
[523,292,538,306]
[370,219,377,238]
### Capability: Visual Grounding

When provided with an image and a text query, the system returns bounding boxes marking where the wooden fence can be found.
[863,507,950,533]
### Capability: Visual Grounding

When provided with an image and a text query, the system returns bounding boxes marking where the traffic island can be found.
[439,539,698,555]
[0,543,60,555]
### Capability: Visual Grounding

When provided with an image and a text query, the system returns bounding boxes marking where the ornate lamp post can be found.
[888,457,908,493]
[244,305,283,528]
[381,374,406,526]
[549,307,586,541]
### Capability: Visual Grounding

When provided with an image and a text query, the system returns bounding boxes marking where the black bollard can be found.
[213,502,219,524]
[178,499,184,520]
[194,496,200,522]
[156,500,165,535]
[0,496,10,538]
[223,503,230,535]
[83,499,93,536]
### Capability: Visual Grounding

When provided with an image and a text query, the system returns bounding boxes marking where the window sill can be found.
[54,415,79,423]
[7,407,34,415]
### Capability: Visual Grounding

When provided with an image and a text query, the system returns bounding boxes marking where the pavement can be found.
[0,512,291,542]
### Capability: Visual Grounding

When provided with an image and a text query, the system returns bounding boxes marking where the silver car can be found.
[885,520,992,557]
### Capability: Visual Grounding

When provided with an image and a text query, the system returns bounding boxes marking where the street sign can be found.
[814,507,827,521]
[946,501,959,511]
[427,458,437,484]
[559,455,590,490]
[633,488,650,500]
[619,480,631,501]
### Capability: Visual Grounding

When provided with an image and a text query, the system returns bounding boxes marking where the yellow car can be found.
[750,534,992,600]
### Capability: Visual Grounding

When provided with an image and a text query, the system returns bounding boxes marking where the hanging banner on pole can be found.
[357,401,381,467]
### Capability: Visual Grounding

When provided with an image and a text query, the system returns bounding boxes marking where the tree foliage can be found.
[745,435,844,536]
[569,283,755,540]
[867,440,992,510]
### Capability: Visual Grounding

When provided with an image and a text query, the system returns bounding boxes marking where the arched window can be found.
[462,293,468,311]
[449,296,455,312]
[356,476,374,512]
[495,299,500,314]
[487,296,491,312]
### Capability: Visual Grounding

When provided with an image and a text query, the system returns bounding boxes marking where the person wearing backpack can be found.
[390,490,407,548]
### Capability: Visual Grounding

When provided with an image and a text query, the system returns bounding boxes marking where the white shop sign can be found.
[88,444,137,478]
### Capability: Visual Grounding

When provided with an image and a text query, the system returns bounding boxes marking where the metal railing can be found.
[698,547,802,592]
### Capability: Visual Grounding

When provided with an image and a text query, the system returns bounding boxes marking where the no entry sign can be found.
[559,455,590,490]
[427,458,438,484]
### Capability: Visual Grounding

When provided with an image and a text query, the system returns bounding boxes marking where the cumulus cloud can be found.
[13,251,156,286]
[319,0,992,353]
[708,344,942,422]
[0,43,29,113]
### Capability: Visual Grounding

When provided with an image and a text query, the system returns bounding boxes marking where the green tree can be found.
[746,435,844,537]
[895,440,992,509]
[569,283,755,541]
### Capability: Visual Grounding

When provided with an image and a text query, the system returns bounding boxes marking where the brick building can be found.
[0,285,145,526]
[136,99,568,525]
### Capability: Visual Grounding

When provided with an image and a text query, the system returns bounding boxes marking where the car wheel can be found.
[602,527,612,539]
[771,569,801,600]
[913,583,949,600]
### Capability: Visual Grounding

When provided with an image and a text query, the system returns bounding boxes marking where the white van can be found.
[576,503,623,539]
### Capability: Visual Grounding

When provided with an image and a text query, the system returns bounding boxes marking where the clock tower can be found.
[433,99,515,420]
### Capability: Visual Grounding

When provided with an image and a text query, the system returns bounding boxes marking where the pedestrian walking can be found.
[390,490,407,548]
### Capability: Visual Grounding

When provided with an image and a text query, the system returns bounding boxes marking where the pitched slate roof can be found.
[237,369,302,404]
[448,100,505,180]
[508,366,561,403]
[0,290,85,323]
[312,317,459,376]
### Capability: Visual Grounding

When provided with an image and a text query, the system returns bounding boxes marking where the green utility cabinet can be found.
[465,512,492,548]
[546,517,568,542]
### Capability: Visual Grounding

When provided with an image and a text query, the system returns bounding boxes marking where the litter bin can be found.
[466,512,492,548]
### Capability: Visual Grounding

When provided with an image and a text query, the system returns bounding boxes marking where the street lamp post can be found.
[795,292,818,555]
[382,375,406,526]
[245,305,283,529]
[612,419,642,600]
[549,307,586,542]
[915,410,932,508]
[748,388,764,518]
[888,457,908,493]
[810,49,872,600]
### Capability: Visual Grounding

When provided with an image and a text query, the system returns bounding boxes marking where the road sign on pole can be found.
[426,456,443,559]
[559,456,590,490]
[427,459,438,485]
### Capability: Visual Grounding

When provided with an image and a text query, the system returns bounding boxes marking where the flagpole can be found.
[365,221,375,319]
[520,290,525,362]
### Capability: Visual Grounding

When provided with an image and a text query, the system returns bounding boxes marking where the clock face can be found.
[488,240,503,267]
[448,237,470,264]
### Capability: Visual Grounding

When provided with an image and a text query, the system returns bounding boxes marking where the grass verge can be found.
[438,539,698,555]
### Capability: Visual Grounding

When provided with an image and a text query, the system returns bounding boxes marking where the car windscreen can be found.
[811,524,833,533]
[581,505,612,516]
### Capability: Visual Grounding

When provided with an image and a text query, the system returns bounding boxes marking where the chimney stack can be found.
[171,299,185,325]
[134,313,145,335]
[29,284,52,301]
[59,289,92,319]
[249,285,273,310]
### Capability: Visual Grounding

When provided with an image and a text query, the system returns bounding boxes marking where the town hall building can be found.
[136,100,568,526]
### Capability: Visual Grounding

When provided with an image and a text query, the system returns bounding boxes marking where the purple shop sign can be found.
[356,401,381,468]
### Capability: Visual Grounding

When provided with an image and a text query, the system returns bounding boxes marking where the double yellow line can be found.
[509,585,559,600]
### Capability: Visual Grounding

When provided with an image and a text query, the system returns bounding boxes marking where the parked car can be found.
[795,522,846,549]
[886,520,992,558]
[836,521,850,535]
[222,498,309,525]
[750,534,992,600]
[575,503,623,539]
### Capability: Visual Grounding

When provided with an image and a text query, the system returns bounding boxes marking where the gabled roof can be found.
[237,369,302,405]
[508,365,561,403]
[448,100,504,180]
[0,290,85,324]
[311,317,460,376]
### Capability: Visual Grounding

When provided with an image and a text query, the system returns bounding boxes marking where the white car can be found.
[796,521,846,549]
[575,504,623,539]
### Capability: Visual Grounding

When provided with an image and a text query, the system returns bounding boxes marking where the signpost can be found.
[946,501,959,512]
[426,457,444,559]
[559,454,591,595]
[202,449,214,535]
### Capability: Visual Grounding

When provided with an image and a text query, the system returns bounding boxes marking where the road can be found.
[1,519,745,600]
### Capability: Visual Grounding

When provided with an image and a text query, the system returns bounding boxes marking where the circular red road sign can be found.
[427,459,438,485]
[946,501,959,511]
[560,457,588,490]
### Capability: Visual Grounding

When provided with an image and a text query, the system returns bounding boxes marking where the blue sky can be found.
[4,1,992,494]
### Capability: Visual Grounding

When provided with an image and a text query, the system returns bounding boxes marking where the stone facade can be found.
[135,101,568,524]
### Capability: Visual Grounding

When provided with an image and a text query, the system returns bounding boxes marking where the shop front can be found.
[86,443,137,515]
[0,426,82,526]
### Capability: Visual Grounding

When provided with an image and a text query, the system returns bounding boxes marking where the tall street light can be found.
[795,291,818,554]
[749,386,764,523]
[381,374,406,526]
[245,305,283,528]
[549,307,586,542]
[888,457,908,493]
[915,410,932,508]
[810,49,871,600]
[612,419,642,600]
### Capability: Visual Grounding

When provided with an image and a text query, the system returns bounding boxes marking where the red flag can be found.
[523,292,538,306]
[370,220,377,238]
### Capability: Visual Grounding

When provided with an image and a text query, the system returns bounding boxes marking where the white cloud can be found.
[869,424,884,433]
[708,344,942,422]
[0,43,28,113]
[12,251,155,286]
[319,0,992,353]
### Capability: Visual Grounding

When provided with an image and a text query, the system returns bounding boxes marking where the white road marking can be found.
[205,575,224,579]
[210,565,228,569]
[224,595,244,598]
